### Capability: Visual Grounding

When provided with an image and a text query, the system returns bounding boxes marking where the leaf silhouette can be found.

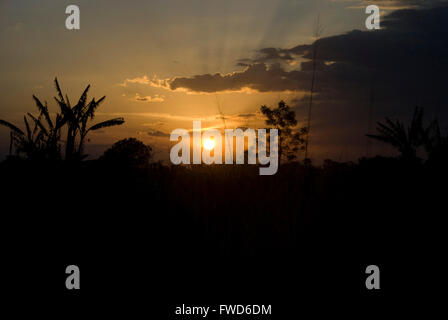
[0,119,24,135]
[88,118,125,132]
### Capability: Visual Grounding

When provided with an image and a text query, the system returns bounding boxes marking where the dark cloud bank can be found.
[169,3,448,161]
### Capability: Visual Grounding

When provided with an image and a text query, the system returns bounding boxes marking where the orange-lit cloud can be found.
[121,64,310,94]
[120,75,171,89]
[133,93,164,103]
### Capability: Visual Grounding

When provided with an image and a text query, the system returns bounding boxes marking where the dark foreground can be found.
[1,157,446,317]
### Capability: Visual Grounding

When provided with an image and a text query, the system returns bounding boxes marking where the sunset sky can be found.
[1,0,447,162]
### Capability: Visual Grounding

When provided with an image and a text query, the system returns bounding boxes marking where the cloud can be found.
[120,64,307,95]
[142,121,165,127]
[140,63,311,94]
[120,75,170,89]
[237,47,295,66]
[97,112,227,122]
[133,93,164,103]
[147,130,170,137]
[120,75,150,87]
[333,0,448,10]
[238,113,256,119]
[169,63,309,93]
[121,4,448,105]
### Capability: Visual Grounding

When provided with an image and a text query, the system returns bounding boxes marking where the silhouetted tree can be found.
[260,100,307,163]
[100,138,153,168]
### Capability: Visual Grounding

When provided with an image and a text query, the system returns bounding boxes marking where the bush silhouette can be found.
[100,138,153,168]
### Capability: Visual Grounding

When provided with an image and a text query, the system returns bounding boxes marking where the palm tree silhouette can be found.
[421,118,448,165]
[366,106,424,162]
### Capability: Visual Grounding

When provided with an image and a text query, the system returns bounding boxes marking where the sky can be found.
[1,0,447,162]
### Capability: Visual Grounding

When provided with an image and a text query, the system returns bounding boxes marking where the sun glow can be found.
[203,138,215,151]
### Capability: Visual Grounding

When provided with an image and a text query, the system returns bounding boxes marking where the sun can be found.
[203,138,215,151]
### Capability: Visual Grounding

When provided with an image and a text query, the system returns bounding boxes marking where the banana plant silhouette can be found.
[420,117,448,165]
[366,106,424,162]
[0,114,47,160]
[53,78,124,160]
[0,78,124,160]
